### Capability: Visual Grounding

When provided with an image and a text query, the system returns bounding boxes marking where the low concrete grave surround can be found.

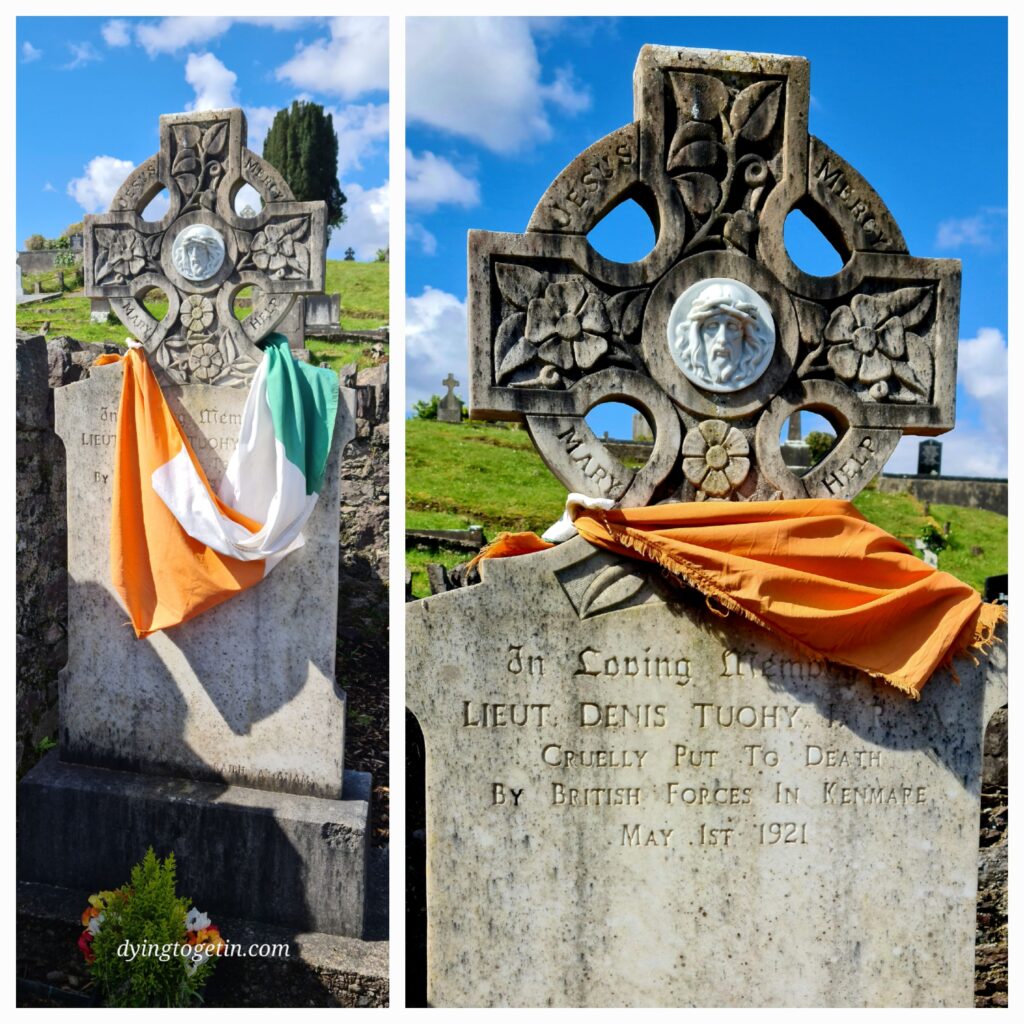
[407,44,1004,1006]
[18,108,373,940]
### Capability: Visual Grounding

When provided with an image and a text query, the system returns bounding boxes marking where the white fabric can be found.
[540,492,616,543]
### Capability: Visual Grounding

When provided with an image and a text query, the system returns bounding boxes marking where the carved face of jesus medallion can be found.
[171,223,227,282]
[667,278,776,393]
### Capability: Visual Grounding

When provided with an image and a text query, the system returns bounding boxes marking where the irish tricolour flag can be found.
[106,334,337,637]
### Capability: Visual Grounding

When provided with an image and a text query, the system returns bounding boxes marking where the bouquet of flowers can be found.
[78,848,226,1007]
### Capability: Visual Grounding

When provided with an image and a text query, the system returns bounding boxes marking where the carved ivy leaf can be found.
[201,121,228,159]
[669,72,729,123]
[578,564,647,619]
[667,141,723,171]
[495,264,546,310]
[494,312,526,375]
[605,289,645,340]
[95,228,117,250]
[94,259,113,284]
[730,80,783,142]
[886,287,933,329]
[199,192,216,211]
[723,210,754,253]
[279,217,308,240]
[666,121,714,173]
[176,173,198,196]
[793,297,830,375]
[173,125,200,150]
[496,336,537,384]
[901,332,933,396]
[144,233,163,261]
[674,172,720,217]
[292,241,310,278]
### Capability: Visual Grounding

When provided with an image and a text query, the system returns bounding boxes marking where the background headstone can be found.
[918,439,942,476]
[437,373,462,423]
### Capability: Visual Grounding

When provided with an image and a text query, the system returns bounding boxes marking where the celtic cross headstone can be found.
[408,46,1005,1006]
[84,108,327,385]
[467,46,958,505]
[437,372,462,422]
[20,108,369,938]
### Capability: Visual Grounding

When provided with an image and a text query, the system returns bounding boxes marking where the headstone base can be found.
[18,752,371,937]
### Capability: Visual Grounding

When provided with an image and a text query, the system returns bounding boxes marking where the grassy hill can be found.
[16,259,388,368]
[406,418,1007,598]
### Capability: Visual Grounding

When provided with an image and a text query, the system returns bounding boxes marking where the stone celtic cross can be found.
[84,108,326,387]
[468,46,961,504]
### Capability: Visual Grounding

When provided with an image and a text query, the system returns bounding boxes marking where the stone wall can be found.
[877,474,1007,517]
[16,333,67,775]
[17,251,60,275]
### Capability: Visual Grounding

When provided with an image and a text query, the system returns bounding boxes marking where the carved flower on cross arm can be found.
[683,419,750,500]
[825,288,934,402]
[182,295,215,334]
[526,280,611,371]
[250,219,310,280]
[188,341,225,383]
[104,230,148,281]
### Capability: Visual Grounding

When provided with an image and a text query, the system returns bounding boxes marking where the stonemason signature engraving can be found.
[668,278,776,393]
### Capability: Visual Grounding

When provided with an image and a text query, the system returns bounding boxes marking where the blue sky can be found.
[17,16,388,260]
[405,16,1008,479]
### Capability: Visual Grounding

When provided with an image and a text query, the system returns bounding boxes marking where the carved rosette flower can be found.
[188,341,225,383]
[825,287,934,402]
[250,220,310,279]
[526,280,611,371]
[182,295,215,334]
[97,229,148,284]
[682,419,750,499]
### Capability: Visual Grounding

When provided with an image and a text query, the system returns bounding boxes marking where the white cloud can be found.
[185,52,238,111]
[67,156,136,213]
[407,150,480,212]
[21,41,42,63]
[331,102,389,176]
[42,182,56,193]
[233,184,262,216]
[935,208,1007,250]
[407,18,590,153]
[102,20,132,47]
[244,106,279,155]
[329,181,389,261]
[883,328,1007,478]
[406,287,469,413]
[135,17,306,57]
[407,222,437,256]
[276,17,387,99]
[63,42,102,70]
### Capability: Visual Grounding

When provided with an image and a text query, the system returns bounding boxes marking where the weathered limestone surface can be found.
[407,539,1007,1007]
[468,46,960,507]
[54,361,355,799]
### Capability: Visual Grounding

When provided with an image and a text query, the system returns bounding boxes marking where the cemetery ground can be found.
[405,418,1008,599]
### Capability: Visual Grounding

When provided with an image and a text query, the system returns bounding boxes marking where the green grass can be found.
[324,260,388,326]
[407,419,1007,596]
[308,338,389,373]
[15,260,388,338]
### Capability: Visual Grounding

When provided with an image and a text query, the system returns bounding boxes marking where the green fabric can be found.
[263,333,338,494]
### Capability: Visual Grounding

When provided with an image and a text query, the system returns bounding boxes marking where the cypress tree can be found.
[262,101,346,240]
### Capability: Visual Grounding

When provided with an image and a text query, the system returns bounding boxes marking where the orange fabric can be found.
[109,349,265,638]
[475,499,1004,696]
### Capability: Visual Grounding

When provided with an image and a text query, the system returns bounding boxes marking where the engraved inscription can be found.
[815,157,890,246]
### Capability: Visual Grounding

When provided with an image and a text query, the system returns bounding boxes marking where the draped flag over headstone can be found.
[104,333,337,637]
